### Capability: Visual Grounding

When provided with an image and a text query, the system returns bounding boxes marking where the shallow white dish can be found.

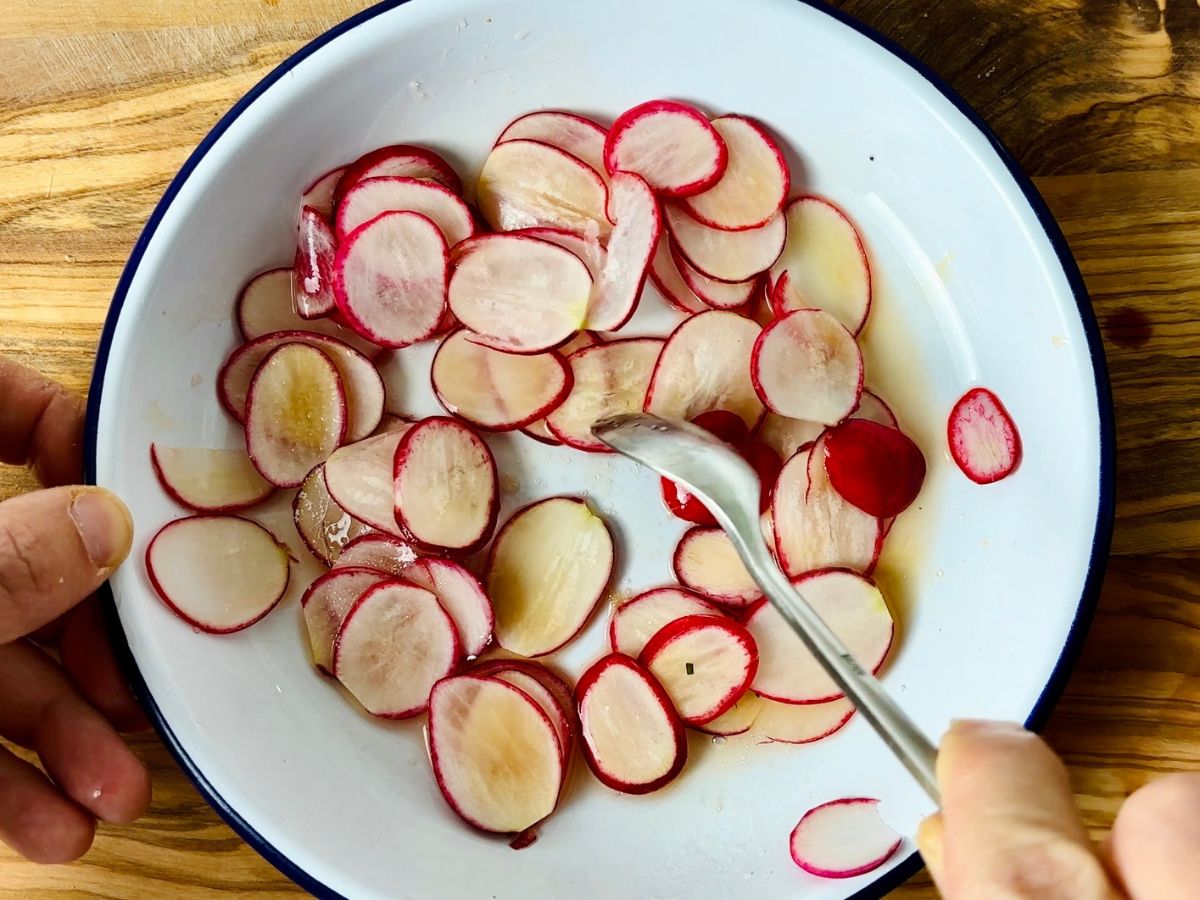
[86,0,1114,897]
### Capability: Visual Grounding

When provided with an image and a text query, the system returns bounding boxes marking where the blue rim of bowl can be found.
[84,0,1116,897]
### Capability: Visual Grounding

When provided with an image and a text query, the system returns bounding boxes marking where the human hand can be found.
[0,355,151,863]
[917,720,1200,899]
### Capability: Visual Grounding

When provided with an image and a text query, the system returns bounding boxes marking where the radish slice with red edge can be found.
[324,431,408,536]
[609,587,721,657]
[486,497,614,657]
[497,110,608,180]
[331,532,418,575]
[521,331,602,444]
[751,308,863,426]
[855,390,898,427]
[403,558,494,658]
[586,171,660,332]
[673,526,763,608]
[333,144,462,206]
[647,234,708,314]
[639,615,758,725]
[294,206,338,319]
[301,566,390,673]
[603,100,727,197]
[150,444,274,513]
[471,659,576,734]
[335,176,475,245]
[664,203,785,283]
[300,165,344,219]
[483,668,571,763]
[948,386,1022,484]
[145,516,291,634]
[514,227,604,280]
[292,464,371,565]
[746,569,893,704]
[671,245,758,310]
[679,115,789,231]
[756,413,822,461]
[696,689,764,737]
[752,696,855,745]
[823,419,926,518]
[235,269,380,357]
[789,798,901,879]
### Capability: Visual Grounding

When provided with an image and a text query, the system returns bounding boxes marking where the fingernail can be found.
[70,488,133,569]
[949,718,1026,736]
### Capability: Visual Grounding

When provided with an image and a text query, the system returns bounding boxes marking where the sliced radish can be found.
[576,654,686,794]
[756,413,823,461]
[332,210,448,349]
[472,659,576,733]
[402,558,494,659]
[521,331,602,444]
[679,115,789,231]
[486,497,613,657]
[587,171,660,332]
[770,197,872,333]
[789,798,901,879]
[948,386,1022,484]
[664,203,785,283]
[647,234,707,315]
[244,343,347,489]
[854,390,898,428]
[477,140,611,239]
[150,444,274,513]
[372,414,416,436]
[672,246,757,310]
[515,227,604,280]
[335,176,475,246]
[673,526,763,608]
[294,206,338,319]
[393,417,499,555]
[743,438,783,512]
[331,532,418,576]
[696,690,763,736]
[235,268,379,357]
[292,464,371,565]
[639,615,758,725]
[644,310,764,428]
[428,675,563,833]
[333,581,461,717]
[448,233,592,353]
[301,566,390,672]
[603,100,726,197]
[324,431,407,536]
[545,338,663,451]
[751,308,863,426]
[497,110,608,179]
[746,569,893,704]
[431,330,572,431]
[145,516,291,634]
[752,696,855,745]
[479,667,571,763]
[299,165,344,219]
[334,144,462,205]
[609,587,721,657]
[823,419,926,518]
[658,411,755,525]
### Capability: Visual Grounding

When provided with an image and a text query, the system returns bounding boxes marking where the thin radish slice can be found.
[752,696,855,744]
[333,581,461,717]
[603,100,727,197]
[486,497,614,657]
[609,587,722,657]
[521,331,601,444]
[472,660,576,733]
[680,115,789,231]
[294,206,338,319]
[671,246,757,310]
[545,338,662,451]
[235,269,380,357]
[751,308,864,426]
[576,654,686,795]
[301,567,390,672]
[145,516,291,634]
[431,330,572,431]
[497,110,608,179]
[483,668,571,762]
[746,569,893,704]
[331,532,418,576]
[448,234,592,353]
[639,615,758,725]
[587,171,660,332]
[477,140,612,239]
[647,235,707,315]
[334,144,462,205]
[150,444,274,513]
[393,417,499,555]
[770,197,872,333]
[245,343,347,489]
[324,431,408,536]
[515,227,604,280]
[673,526,763,608]
[644,310,764,429]
[335,176,475,245]
[664,203,785,283]
[948,387,1022,484]
[428,675,563,833]
[744,438,784,512]
[403,558,494,658]
[332,210,448,349]
[696,689,764,737]
[300,165,345,219]
[292,464,371,565]
[756,414,822,461]
[789,798,901,879]
[372,414,415,436]
[854,390,898,428]
[823,419,926,518]
[666,411,757,527]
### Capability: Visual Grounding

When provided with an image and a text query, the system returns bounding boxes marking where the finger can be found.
[59,597,150,733]
[0,355,85,488]
[916,812,946,886]
[1108,772,1200,900]
[0,485,133,644]
[0,743,94,863]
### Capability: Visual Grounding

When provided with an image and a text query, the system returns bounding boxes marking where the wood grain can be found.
[1,0,1198,896]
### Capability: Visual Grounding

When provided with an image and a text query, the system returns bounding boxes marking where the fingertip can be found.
[68,487,134,572]
[14,799,96,864]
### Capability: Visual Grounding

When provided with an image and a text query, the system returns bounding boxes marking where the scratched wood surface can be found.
[1,0,1197,896]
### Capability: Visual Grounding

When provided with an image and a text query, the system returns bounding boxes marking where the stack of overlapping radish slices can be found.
[145,100,1020,875]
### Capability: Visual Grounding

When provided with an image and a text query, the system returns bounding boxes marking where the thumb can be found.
[0,486,133,644]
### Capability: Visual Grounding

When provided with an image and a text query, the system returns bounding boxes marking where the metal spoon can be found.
[592,412,940,803]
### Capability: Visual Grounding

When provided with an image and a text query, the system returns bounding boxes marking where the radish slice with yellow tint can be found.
[680,115,789,231]
[664,203,785,283]
[145,516,292,634]
[301,566,391,673]
[497,110,608,179]
[639,615,758,725]
[696,690,764,736]
[235,268,380,357]
[672,526,763,608]
[752,696,855,744]
[333,144,462,205]
[335,176,475,245]
[483,668,571,763]
[789,798,901,879]
[150,445,274,513]
[586,171,660,332]
[608,587,721,657]
[471,659,576,736]
[331,532,418,576]
[292,464,370,566]
[521,331,602,444]
[755,413,823,461]
[299,165,344,219]
[402,558,494,658]
[671,246,757,310]
[647,234,708,314]
[948,386,1022,484]
[603,100,727,197]
[294,206,338,319]
[323,431,408,536]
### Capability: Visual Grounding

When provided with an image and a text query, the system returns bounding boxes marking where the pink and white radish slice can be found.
[334,144,462,204]
[294,206,338,319]
[150,444,274,513]
[603,100,727,197]
[292,464,370,566]
[751,696,855,745]
[372,413,416,436]
[855,390,899,428]
[647,234,708,315]
[479,667,572,763]
[515,227,604,280]
[789,798,901,879]
[299,165,344,219]
[235,269,380,357]
[486,497,613,657]
[608,587,721,657]
[751,308,863,426]
[323,431,408,536]
[672,526,763,608]
[521,330,601,444]
[756,413,823,461]
[402,558,494,659]
[497,110,608,180]
[145,516,291,634]
[639,615,758,725]
[330,532,418,576]
[335,176,475,246]
[696,690,764,737]
[301,566,390,673]
[948,386,1022,484]
[679,115,789,231]
[664,203,785,283]
[671,247,758,310]
[471,659,576,734]
[586,171,660,332]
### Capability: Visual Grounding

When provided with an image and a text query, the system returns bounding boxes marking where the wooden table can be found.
[1,0,1197,896]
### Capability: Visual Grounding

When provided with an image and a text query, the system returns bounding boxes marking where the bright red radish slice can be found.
[789,798,901,878]
[393,417,499,555]
[672,246,757,310]
[824,419,926,518]
[336,176,475,245]
[744,439,783,512]
[403,558,494,658]
[603,100,727,197]
[428,675,563,832]
[664,203,785,283]
[334,144,462,204]
[235,269,380,357]
[431,330,572,431]
[746,569,893,704]
[486,497,614,657]
[301,566,390,672]
[477,140,611,239]
[294,206,338,319]
[300,165,344,218]
[331,532,417,575]
[515,227,604,280]
[639,615,758,725]
[948,387,1022,484]
[660,409,751,525]
[673,526,762,608]
[696,690,763,736]
[854,390,898,428]
[770,197,872,333]
[576,654,686,795]
[324,431,407,536]
[292,464,370,565]
[644,310,764,428]
[680,115,789,231]
[332,210,448,349]
[245,343,347,489]
[481,668,571,762]
[521,331,601,444]
[587,171,660,332]
[497,110,608,179]
[751,308,863,426]
[609,587,721,657]
[333,581,461,717]
[145,516,291,633]
[150,444,274,512]
[448,234,592,353]
[545,338,662,451]
[756,413,823,461]
[647,235,708,314]
[752,696,855,744]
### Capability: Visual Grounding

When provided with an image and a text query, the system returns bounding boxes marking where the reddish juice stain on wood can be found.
[1105,307,1152,349]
